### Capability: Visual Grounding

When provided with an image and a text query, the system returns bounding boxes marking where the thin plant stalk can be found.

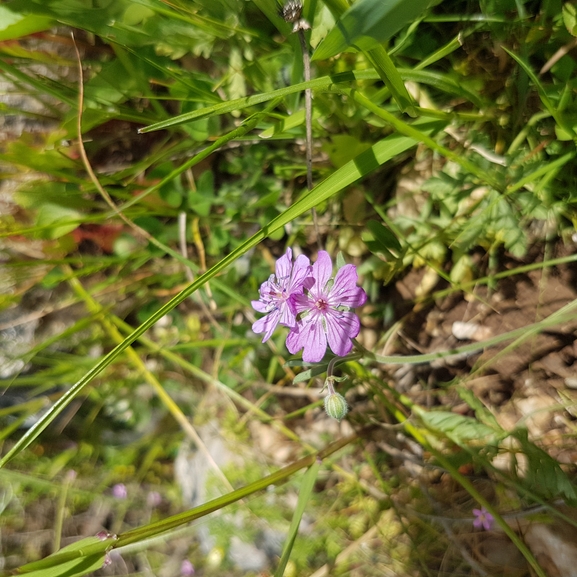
[297,27,321,249]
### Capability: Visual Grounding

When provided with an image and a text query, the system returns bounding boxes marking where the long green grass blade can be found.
[365,45,417,115]
[7,536,113,577]
[115,434,356,547]
[139,67,482,133]
[313,0,432,61]
[274,462,321,577]
[138,71,377,132]
[502,46,576,141]
[0,121,441,468]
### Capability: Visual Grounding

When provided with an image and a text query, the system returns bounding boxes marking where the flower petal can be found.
[288,254,312,292]
[290,292,314,314]
[252,309,280,342]
[330,264,367,308]
[275,248,293,281]
[286,314,327,363]
[253,300,273,313]
[325,309,359,357]
[312,251,333,294]
[278,302,296,327]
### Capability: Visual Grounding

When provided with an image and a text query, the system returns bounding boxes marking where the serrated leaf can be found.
[513,429,577,505]
[313,0,432,61]
[420,410,497,447]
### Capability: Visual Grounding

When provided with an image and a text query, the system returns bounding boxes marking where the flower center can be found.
[268,280,287,301]
[315,298,328,311]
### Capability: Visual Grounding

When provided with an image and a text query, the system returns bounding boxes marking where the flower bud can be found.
[324,392,348,422]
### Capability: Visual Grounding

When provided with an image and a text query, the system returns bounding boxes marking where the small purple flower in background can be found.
[286,251,367,363]
[112,483,127,499]
[251,248,312,342]
[472,506,494,530]
[181,559,195,576]
[65,469,77,482]
[147,490,162,507]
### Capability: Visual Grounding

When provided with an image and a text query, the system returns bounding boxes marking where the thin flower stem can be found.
[297,27,321,250]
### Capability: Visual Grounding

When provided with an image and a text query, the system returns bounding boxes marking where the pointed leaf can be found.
[365,220,402,254]
[313,0,432,61]
[274,463,320,577]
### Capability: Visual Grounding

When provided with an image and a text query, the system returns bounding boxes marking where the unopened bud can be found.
[324,392,348,422]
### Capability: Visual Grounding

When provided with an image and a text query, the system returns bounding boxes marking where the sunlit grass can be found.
[1,0,577,575]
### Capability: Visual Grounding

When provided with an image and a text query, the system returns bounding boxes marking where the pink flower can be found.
[286,251,366,363]
[472,507,494,530]
[252,248,312,342]
[147,491,162,507]
[181,560,195,576]
[112,483,127,499]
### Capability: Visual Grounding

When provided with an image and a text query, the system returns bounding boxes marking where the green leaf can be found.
[323,135,372,168]
[364,45,417,115]
[364,220,402,256]
[188,170,214,217]
[260,109,306,139]
[36,204,83,239]
[0,7,53,40]
[563,2,577,36]
[313,0,432,61]
[13,535,112,577]
[420,410,497,448]
[513,429,577,505]
[292,364,329,383]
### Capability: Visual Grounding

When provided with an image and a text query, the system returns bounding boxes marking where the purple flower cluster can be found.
[252,249,366,363]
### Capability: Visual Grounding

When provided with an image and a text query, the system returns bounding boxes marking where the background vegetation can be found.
[1,0,577,575]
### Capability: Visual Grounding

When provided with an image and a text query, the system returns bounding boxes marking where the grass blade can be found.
[0,122,441,468]
[274,462,321,577]
[313,0,432,61]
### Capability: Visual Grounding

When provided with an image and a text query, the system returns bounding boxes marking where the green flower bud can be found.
[324,392,348,422]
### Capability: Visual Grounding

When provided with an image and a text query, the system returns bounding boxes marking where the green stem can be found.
[354,297,577,366]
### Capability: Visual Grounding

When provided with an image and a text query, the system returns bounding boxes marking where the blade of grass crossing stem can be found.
[138,70,379,132]
[502,46,576,141]
[3,435,358,576]
[138,67,485,133]
[274,461,321,577]
[364,45,417,116]
[115,434,357,547]
[346,89,501,189]
[506,150,575,195]
[0,123,441,468]
[304,0,417,115]
[125,98,283,211]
